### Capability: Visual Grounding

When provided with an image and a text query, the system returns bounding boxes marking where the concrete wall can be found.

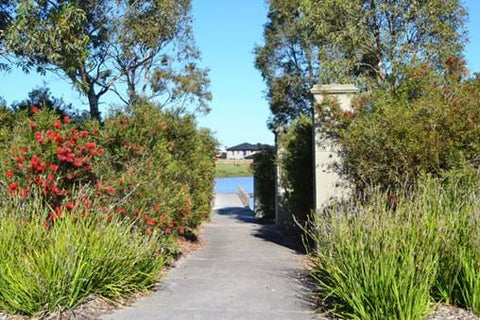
[311,84,358,211]
[274,128,289,231]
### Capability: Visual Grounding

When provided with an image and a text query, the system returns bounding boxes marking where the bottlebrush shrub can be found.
[92,103,216,236]
[0,108,103,219]
[318,58,480,192]
[0,103,216,237]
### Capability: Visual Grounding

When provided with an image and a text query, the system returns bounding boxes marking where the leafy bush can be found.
[0,203,167,316]
[0,102,216,316]
[278,114,314,227]
[93,104,216,235]
[251,145,275,218]
[309,169,480,319]
[319,59,480,192]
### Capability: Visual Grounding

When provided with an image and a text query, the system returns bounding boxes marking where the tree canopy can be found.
[2,0,210,120]
[255,0,468,128]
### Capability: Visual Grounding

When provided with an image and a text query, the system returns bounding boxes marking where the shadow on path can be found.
[215,205,304,253]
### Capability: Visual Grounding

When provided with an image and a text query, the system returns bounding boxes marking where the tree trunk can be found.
[87,88,101,121]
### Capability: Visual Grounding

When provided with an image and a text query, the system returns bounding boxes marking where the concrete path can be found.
[102,194,321,320]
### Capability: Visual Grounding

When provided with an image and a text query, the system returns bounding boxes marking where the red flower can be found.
[50,164,58,172]
[49,212,58,221]
[8,182,19,195]
[147,219,156,226]
[29,121,36,130]
[342,110,354,118]
[96,148,105,155]
[84,199,91,209]
[116,208,126,215]
[31,155,42,168]
[86,142,96,149]
[63,116,70,124]
[20,189,29,197]
[80,131,88,138]
[65,202,74,210]
[51,185,60,195]
[5,170,14,178]
[20,147,27,154]
[35,132,44,144]
[47,174,55,181]
[107,215,113,223]
[31,106,40,114]
[54,120,61,129]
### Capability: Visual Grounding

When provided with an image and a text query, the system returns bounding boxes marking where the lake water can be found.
[214,177,254,209]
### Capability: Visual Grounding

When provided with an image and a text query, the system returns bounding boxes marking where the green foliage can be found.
[3,0,210,119]
[255,0,468,127]
[279,114,313,227]
[0,206,166,316]
[254,0,317,128]
[310,169,480,319]
[0,102,216,316]
[251,145,275,218]
[329,63,480,191]
[301,0,467,88]
[91,103,217,234]
[11,86,74,116]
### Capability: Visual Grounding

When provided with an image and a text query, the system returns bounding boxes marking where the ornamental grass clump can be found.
[0,203,166,316]
[431,169,480,313]
[310,189,440,320]
[310,169,480,319]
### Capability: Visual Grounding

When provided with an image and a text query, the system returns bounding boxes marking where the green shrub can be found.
[310,169,480,319]
[0,202,167,316]
[251,145,275,218]
[319,60,480,192]
[94,104,216,235]
[0,102,216,316]
[279,114,314,227]
[310,190,439,320]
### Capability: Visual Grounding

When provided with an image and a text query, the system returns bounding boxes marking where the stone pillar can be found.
[310,84,359,211]
[274,126,287,230]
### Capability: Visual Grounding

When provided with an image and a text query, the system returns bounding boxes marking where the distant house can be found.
[226,143,261,160]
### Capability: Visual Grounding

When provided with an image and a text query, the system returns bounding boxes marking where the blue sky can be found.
[1,0,479,148]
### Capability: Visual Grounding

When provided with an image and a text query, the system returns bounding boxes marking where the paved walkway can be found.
[102,194,321,320]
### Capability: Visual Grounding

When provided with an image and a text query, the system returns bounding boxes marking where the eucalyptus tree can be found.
[255,0,468,127]
[3,0,210,120]
[254,0,319,128]
[301,0,468,89]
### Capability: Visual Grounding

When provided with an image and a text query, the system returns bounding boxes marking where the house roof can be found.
[226,143,261,151]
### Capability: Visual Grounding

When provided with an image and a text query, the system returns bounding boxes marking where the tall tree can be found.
[255,0,468,127]
[254,0,319,129]
[3,0,210,120]
[301,0,468,89]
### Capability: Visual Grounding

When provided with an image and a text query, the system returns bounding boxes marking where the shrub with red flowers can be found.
[92,103,216,237]
[0,103,216,238]
[0,108,105,221]
[319,58,480,192]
